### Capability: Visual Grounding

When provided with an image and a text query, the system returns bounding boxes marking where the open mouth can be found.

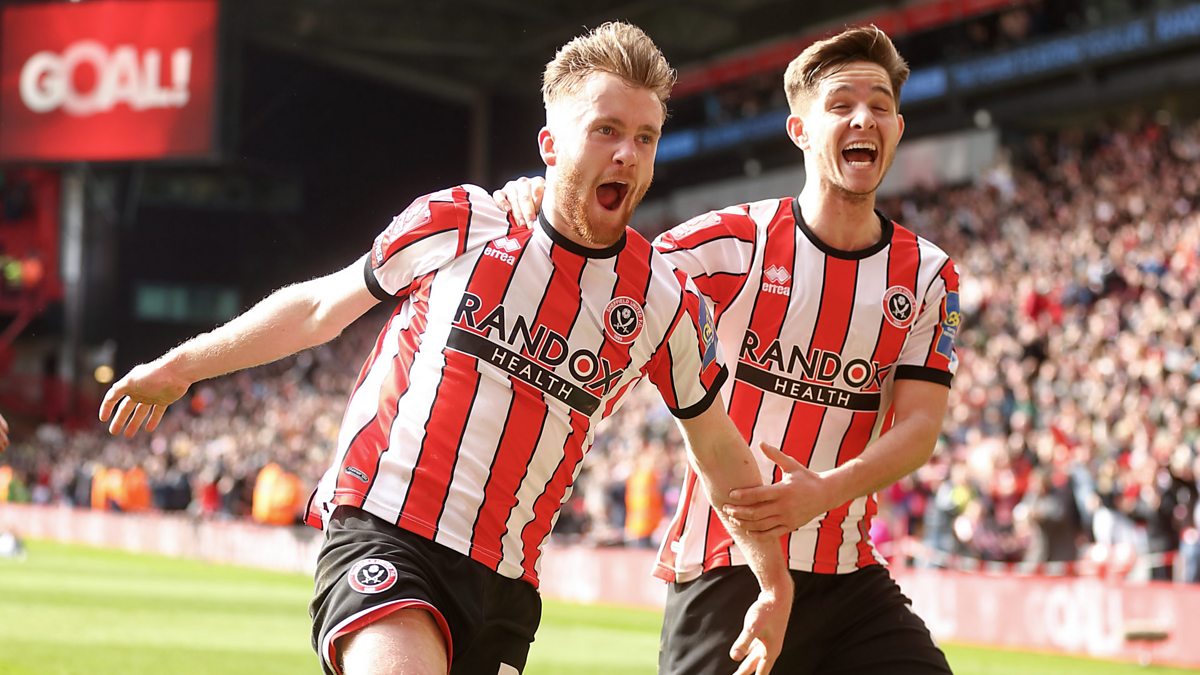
[841,141,878,167]
[596,181,630,211]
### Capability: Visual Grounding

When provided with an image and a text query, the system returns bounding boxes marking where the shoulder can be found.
[653,201,773,252]
[891,220,957,271]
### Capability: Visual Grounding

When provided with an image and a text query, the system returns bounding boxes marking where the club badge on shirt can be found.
[604,297,644,345]
[348,558,398,594]
[882,285,917,329]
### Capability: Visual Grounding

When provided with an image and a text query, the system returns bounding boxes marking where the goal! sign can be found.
[0,0,219,162]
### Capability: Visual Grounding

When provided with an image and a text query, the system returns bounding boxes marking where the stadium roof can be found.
[243,0,890,104]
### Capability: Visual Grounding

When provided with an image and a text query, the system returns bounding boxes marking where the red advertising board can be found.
[0,0,219,162]
[894,567,1200,668]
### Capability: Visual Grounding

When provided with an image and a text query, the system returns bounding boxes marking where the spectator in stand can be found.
[1016,467,1081,564]
[624,445,665,548]
[1183,451,1200,583]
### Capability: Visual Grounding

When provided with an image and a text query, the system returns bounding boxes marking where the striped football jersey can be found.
[306,185,726,587]
[653,197,960,581]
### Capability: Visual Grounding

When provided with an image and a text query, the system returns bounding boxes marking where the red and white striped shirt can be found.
[653,197,961,581]
[306,185,726,587]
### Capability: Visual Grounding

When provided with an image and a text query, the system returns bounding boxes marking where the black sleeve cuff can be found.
[669,366,729,420]
[363,256,394,303]
[894,365,953,388]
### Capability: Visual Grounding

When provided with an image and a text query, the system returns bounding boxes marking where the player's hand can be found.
[730,583,792,675]
[492,176,545,228]
[98,359,191,438]
[0,412,9,453]
[722,442,833,537]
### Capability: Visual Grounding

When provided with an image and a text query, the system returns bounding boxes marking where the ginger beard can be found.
[556,158,649,247]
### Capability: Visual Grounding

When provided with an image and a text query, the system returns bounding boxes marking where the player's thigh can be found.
[817,567,952,675]
[659,566,767,675]
[340,607,449,675]
[310,507,466,675]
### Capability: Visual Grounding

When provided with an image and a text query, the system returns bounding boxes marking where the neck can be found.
[542,186,601,250]
[797,177,881,251]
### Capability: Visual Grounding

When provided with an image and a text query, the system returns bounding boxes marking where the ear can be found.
[538,127,557,167]
[785,114,808,151]
[896,112,906,143]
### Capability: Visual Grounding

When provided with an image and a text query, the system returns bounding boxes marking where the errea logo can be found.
[762,265,791,296]
[493,237,522,252]
[485,236,522,264]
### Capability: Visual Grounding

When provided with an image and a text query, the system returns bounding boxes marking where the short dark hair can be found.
[784,25,910,113]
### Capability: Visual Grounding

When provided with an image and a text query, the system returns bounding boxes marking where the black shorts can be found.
[660,565,953,675]
[310,506,542,675]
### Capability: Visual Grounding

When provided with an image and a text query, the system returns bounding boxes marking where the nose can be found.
[850,103,877,130]
[613,138,638,166]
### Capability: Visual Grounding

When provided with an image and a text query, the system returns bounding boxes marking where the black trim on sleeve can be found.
[894,365,953,388]
[363,256,393,302]
[669,366,729,420]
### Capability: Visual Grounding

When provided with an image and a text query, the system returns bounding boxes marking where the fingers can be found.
[494,178,541,229]
[730,626,753,662]
[526,179,544,223]
[492,189,512,212]
[99,382,125,422]
[726,514,785,534]
[516,179,538,226]
[145,405,168,433]
[0,416,8,453]
[732,651,761,675]
[727,484,776,505]
[123,402,154,438]
[758,442,802,470]
[107,396,137,436]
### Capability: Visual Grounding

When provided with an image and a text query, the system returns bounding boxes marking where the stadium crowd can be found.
[673,0,1161,128]
[1,114,1198,582]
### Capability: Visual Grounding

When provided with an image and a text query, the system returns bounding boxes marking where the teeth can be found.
[844,141,877,152]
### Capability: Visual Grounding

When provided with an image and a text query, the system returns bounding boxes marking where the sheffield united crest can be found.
[882,286,917,329]
[604,297,644,344]
[348,558,398,594]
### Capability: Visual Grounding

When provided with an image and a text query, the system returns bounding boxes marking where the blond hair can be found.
[784,25,910,113]
[542,22,675,116]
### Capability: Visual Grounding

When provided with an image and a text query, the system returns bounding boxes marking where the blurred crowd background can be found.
[2,112,1198,583]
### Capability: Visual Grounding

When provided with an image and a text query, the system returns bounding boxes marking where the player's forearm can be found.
[161,281,346,385]
[823,411,942,503]
[690,433,793,595]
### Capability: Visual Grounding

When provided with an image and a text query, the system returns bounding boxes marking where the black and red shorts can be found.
[310,506,541,675]
[660,564,953,675]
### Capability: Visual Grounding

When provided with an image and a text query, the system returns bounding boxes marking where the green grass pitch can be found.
[0,540,1194,674]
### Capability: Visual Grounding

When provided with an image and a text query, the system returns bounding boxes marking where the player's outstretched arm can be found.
[492,175,545,228]
[678,396,793,675]
[99,255,380,438]
[723,379,950,534]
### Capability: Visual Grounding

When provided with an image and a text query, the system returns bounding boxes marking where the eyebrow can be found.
[826,84,894,98]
